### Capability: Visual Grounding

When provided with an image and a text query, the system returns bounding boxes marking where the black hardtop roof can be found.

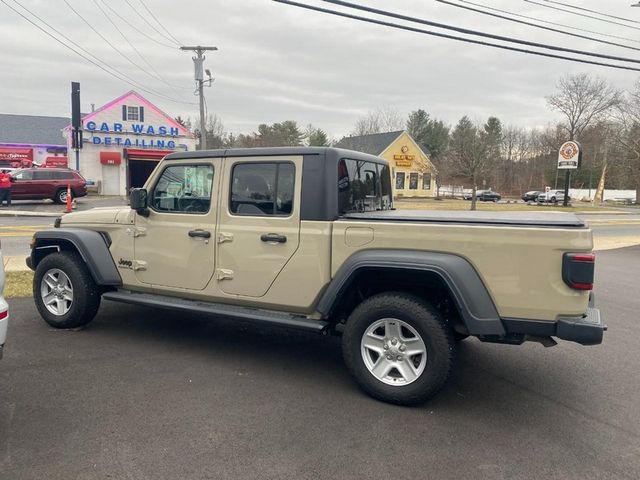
[164,146,388,165]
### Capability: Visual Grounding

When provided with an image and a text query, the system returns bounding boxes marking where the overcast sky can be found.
[1,0,639,139]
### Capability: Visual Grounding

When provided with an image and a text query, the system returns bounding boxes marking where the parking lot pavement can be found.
[0,247,639,480]
[0,196,127,216]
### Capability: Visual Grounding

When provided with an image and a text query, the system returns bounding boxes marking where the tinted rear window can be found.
[338,158,393,214]
[53,171,74,180]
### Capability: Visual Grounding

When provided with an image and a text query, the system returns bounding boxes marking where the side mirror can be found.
[130,188,149,217]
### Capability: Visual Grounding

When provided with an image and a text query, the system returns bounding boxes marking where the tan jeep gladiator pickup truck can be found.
[27,147,604,405]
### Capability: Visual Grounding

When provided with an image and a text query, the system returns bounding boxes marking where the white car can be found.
[538,190,570,204]
[0,245,8,359]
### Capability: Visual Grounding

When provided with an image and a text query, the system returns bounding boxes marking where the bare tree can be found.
[546,73,622,140]
[447,116,490,211]
[352,106,404,135]
[613,79,640,203]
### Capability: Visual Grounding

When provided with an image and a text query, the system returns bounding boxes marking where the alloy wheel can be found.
[40,268,73,316]
[360,318,427,386]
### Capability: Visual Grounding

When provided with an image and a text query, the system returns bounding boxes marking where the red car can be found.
[10,168,87,204]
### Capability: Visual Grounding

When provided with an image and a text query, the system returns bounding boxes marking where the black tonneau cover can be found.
[343,209,586,228]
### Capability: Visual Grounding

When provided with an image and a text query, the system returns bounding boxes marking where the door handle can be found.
[260,233,287,243]
[188,229,211,239]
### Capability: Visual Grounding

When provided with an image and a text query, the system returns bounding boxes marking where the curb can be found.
[3,256,30,273]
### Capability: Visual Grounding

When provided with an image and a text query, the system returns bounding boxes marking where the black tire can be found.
[342,292,455,406]
[33,251,101,329]
[551,197,558,205]
[54,188,67,204]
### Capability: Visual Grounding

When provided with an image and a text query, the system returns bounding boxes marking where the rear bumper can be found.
[501,295,605,346]
[555,307,605,345]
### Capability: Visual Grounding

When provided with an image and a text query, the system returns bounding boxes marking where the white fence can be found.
[569,189,636,202]
[436,186,636,203]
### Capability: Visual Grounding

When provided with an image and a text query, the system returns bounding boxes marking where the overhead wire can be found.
[441,0,640,45]
[139,0,183,45]
[91,0,190,92]
[435,0,640,53]
[1,0,196,105]
[271,0,640,72]
[122,0,180,46]
[323,0,640,65]
[523,0,640,32]
[542,0,640,25]
[63,0,173,89]
[99,0,177,49]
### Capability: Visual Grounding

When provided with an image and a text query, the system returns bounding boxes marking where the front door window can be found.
[150,164,213,214]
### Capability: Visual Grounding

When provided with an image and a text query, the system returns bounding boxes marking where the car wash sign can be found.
[557,141,582,170]
[85,121,179,149]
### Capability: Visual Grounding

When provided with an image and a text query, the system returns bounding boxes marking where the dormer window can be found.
[122,105,144,122]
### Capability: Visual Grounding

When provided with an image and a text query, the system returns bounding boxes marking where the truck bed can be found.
[343,209,586,228]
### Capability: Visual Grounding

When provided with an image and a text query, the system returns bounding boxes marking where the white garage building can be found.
[65,91,196,196]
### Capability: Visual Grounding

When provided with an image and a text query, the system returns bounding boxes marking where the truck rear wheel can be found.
[342,292,455,406]
[34,251,101,329]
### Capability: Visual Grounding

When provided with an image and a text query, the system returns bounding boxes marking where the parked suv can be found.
[538,190,570,204]
[10,168,87,204]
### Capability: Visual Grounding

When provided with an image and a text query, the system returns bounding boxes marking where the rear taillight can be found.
[562,253,595,290]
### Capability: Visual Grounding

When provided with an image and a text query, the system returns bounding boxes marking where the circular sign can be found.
[560,142,579,160]
[401,145,409,154]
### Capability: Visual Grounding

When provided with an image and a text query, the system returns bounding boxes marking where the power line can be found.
[139,0,183,45]
[63,0,169,88]
[326,0,640,65]
[99,0,177,49]
[436,0,640,53]
[523,0,640,32]
[1,0,196,105]
[443,0,640,45]
[122,0,180,46]
[272,0,640,72]
[324,0,640,65]
[542,0,640,25]
[91,0,190,92]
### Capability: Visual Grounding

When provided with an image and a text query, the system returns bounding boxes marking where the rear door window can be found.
[230,162,295,216]
[33,170,53,180]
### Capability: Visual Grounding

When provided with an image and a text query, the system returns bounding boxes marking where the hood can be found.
[61,206,127,224]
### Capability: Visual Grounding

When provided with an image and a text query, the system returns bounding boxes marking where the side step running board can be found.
[102,290,329,333]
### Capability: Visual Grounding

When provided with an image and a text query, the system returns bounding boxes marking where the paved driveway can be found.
[0,247,639,479]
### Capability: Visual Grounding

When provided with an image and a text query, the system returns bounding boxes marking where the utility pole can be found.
[180,45,217,150]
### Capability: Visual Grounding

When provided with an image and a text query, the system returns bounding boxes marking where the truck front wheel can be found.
[34,251,101,329]
[342,292,455,406]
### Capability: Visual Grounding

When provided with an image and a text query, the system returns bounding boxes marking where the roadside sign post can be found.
[557,141,582,207]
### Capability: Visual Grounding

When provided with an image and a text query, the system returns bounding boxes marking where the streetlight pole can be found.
[180,45,217,150]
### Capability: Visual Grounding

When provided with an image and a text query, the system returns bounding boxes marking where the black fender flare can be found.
[29,228,122,286]
[317,249,505,336]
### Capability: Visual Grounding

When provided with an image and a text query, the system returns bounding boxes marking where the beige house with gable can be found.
[335,130,437,198]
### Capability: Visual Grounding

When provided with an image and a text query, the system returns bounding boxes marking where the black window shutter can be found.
[139,106,144,122]
[122,105,127,120]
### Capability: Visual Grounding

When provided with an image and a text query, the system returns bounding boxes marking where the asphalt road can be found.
[0,247,639,479]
